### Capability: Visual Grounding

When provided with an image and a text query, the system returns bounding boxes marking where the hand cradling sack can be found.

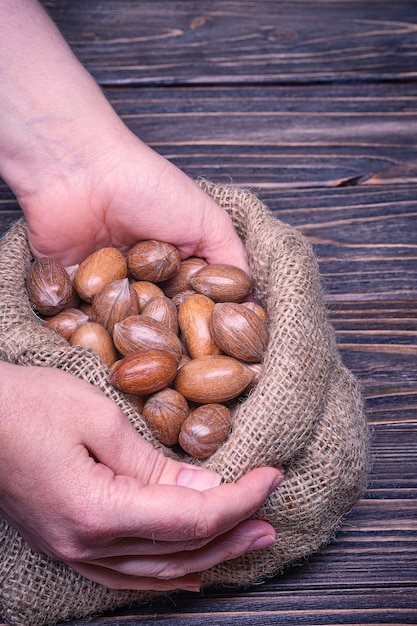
[0,181,370,626]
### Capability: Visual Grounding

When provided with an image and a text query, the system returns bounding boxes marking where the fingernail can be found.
[267,470,284,496]
[177,467,222,491]
[249,533,276,551]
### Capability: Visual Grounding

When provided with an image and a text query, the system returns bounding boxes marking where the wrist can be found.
[0,65,124,204]
[1,94,126,207]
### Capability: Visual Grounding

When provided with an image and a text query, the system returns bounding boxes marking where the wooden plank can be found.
[104,83,417,189]
[259,185,417,293]
[54,586,417,625]
[42,0,417,85]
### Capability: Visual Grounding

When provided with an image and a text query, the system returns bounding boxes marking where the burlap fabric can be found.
[0,181,369,626]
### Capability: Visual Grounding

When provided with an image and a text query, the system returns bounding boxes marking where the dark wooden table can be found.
[1,1,416,624]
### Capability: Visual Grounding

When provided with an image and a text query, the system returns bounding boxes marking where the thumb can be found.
[85,404,222,492]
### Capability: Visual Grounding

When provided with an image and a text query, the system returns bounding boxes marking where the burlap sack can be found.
[0,182,369,626]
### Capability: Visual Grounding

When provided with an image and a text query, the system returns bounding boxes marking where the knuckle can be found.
[51,510,105,562]
[182,537,211,552]
[191,509,218,540]
[46,535,87,562]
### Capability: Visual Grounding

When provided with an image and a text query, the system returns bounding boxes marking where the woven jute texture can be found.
[0,182,369,626]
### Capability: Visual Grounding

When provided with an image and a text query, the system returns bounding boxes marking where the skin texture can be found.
[0,0,282,592]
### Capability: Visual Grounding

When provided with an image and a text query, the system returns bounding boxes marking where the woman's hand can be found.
[21,132,250,273]
[0,363,282,591]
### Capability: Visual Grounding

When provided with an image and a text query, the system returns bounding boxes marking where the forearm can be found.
[0,0,124,198]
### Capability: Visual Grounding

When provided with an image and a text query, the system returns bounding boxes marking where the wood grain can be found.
[43,0,417,85]
[54,587,417,626]
[105,83,417,188]
[1,0,416,624]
